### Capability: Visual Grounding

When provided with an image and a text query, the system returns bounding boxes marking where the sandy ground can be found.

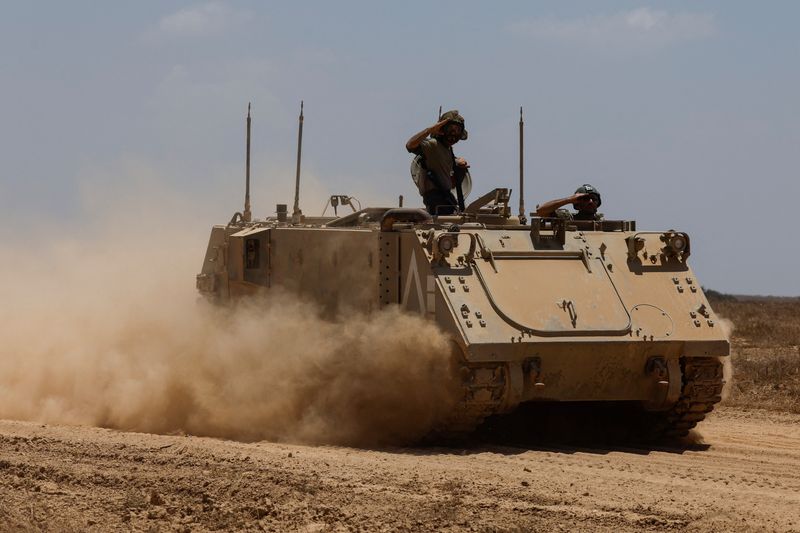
[1,407,799,532]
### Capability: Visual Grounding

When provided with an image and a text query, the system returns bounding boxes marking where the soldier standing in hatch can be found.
[536,184,604,221]
[406,110,469,215]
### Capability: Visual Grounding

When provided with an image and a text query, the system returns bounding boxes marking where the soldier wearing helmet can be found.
[536,184,604,221]
[406,110,470,215]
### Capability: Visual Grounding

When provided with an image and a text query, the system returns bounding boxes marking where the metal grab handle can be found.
[566,300,577,326]
[560,299,578,327]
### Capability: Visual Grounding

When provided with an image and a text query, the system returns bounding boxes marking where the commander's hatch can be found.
[472,241,631,336]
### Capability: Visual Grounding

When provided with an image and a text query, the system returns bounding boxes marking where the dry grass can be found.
[708,292,800,413]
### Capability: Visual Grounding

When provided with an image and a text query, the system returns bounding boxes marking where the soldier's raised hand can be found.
[429,118,450,137]
[571,193,591,203]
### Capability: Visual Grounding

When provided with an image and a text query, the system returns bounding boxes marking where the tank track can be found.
[437,400,499,434]
[645,356,725,440]
[431,357,725,443]
[430,367,507,440]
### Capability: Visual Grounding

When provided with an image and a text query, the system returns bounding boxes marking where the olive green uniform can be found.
[555,208,604,221]
[410,137,456,195]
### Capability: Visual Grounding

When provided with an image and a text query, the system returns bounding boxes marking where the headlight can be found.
[660,230,690,258]
[669,235,686,252]
[437,234,457,256]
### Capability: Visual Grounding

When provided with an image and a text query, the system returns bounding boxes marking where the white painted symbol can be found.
[426,275,436,314]
[402,249,426,314]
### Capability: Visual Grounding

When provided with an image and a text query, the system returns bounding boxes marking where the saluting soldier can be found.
[406,110,469,215]
[536,184,604,221]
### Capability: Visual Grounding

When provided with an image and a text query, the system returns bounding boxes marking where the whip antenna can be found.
[292,101,304,224]
[243,103,252,222]
[518,106,526,223]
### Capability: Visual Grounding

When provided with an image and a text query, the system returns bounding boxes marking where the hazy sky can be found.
[1,1,798,295]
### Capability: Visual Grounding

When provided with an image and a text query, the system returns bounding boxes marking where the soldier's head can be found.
[439,110,468,146]
[573,184,601,214]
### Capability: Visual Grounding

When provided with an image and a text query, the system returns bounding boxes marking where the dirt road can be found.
[1,407,799,532]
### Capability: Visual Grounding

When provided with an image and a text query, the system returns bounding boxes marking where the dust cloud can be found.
[717,317,735,401]
[0,215,458,447]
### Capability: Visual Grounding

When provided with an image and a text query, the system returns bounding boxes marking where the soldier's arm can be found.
[535,193,587,217]
[406,119,449,152]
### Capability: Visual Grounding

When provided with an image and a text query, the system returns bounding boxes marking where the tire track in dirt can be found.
[1,407,799,532]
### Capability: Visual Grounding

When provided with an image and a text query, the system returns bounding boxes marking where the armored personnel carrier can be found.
[197,105,728,440]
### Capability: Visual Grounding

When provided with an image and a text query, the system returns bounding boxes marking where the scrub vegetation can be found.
[710,292,800,413]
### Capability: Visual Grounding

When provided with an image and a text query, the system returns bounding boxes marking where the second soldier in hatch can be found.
[406,110,469,215]
[536,184,604,221]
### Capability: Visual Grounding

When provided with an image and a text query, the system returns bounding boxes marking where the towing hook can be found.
[523,357,545,388]
[645,356,669,382]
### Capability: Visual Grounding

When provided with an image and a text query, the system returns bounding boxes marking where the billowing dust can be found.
[717,317,735,401]
[688,317,733,446]
[0,221,458,447]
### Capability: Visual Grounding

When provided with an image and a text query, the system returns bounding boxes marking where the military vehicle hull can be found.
[198,196,728,440]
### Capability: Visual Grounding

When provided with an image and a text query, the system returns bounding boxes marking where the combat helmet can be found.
[440,110,468,140]
[574,183,602,207]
